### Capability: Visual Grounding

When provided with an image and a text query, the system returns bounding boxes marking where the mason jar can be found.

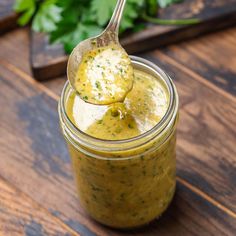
[58,56,179,229]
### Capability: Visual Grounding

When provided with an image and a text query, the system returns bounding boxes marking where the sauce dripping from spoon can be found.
[67,0,133,105]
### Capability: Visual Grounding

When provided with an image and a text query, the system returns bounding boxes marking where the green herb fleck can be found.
[97,119,103,124]
[128,123,134,129]
[111,109,119,117]
[95,81,101,89]
[120,193,125,200]
[119,68,123,73]
[115,127,122,133]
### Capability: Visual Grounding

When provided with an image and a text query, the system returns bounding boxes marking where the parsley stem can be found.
[142,13,200,25]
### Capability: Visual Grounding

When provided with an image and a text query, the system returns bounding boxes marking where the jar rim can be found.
[58,56,179,152]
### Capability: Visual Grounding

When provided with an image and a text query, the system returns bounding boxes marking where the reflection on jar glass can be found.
[58,56,179,229]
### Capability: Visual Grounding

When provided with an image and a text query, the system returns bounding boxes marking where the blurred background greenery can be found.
[14,0,198,53]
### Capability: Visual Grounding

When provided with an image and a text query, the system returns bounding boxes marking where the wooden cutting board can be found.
[30,0,236,80]
[0,0,18,34]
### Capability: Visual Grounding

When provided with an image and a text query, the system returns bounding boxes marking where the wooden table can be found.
[0,26,236,236]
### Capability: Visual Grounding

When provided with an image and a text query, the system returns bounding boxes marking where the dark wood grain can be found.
[0,0,18,34]
[160,27,236,96]
[1,24,235,209]
[41,75,66,96]
[1,25,236,214]
[0,177,76,236]
[142,51,236,212]
[30,0,236,80]
[2,26,236,213]
[0,28,66,96]
[0,28,30,73]
[1,62,236,235]
[30,31,68,80]
[122,0,236,53]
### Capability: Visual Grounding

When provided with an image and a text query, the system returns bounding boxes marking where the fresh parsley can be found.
[14,0,36,26]
[14,0,199,53]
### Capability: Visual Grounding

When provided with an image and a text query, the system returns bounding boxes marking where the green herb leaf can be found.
[14,0,34,11]
[53,23,102,53]
[14,0,36,26]
[145,0,158,16]
[120,0,145,32]
[14,0,198,54]
[32,0,63,32]
[91,0,116,26]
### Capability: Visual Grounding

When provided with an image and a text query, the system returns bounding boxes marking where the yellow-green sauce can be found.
[75,45,134,105]
[64,68,177,228]
[68,70,168,140]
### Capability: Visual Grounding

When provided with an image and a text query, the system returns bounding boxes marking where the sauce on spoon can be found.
[74,44,134,105]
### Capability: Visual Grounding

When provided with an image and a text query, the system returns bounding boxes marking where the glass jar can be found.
[58,56,179,229]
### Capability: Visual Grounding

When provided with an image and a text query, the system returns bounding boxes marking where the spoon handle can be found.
[106,0,126,34]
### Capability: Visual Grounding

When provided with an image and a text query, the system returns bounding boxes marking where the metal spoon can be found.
[67,0,133,105]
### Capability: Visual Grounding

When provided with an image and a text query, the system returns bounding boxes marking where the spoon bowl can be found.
[67,0,133,105]
[67,30,120,94]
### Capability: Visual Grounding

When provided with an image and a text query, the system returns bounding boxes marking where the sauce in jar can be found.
[67,69,168,140]
[59,56,179,228]
[74,44,134,105]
